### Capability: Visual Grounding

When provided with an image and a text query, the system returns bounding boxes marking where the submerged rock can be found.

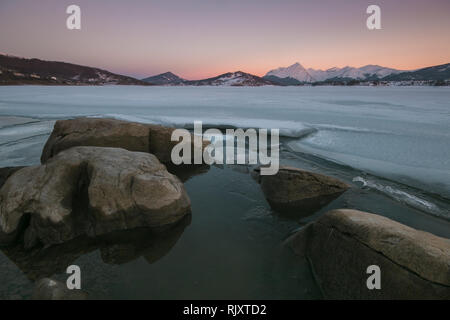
[41,117,209,168]
[258,166,349,216]
[286,209,450,299]
[0,146,191,248]
[32,278,88,300]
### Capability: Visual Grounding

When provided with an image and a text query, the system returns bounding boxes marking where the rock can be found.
[32,278,88,300]
[41,118,209,168]
[0,167,24,189]
[0,166,28,246]
[286,209,450,299]
[0,146,191,248]
[258,166,349,215]
[147,124,182,163]
[41,118,149,163]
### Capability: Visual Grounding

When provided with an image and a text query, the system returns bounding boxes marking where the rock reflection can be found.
[1,214,191,280]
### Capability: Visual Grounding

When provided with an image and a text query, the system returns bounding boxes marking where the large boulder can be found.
[148,124,187,164]
[41,118,208,166]
[0,146,191,248]
[0,167,24,189]
[286,209,450,299]
[258,166,349,215]
[41,118,149,162]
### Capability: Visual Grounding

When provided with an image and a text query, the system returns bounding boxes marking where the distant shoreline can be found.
[1,83,450,87]
[1,54,449,87]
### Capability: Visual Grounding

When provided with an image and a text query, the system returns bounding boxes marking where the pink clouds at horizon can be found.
[1,0,449,79]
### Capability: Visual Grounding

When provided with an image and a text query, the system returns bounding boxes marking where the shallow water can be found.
[0,85,449,299]
[0,165,322,299]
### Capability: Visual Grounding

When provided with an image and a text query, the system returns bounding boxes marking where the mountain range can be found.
[144,63,449,86]
[264,62,405,83]
[143,71,273,86]
[0,53,448,86]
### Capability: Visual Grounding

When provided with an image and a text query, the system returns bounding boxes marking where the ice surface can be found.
[0,85,449,200]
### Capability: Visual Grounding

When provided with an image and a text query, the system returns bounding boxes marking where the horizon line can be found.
[1,51,447,81]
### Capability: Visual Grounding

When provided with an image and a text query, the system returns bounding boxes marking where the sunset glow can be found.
[1,0,449,79]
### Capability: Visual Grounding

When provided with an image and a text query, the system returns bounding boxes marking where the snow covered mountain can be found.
[265,62,404,82]
[186,71,274,86]
[359,65,404,78]
[265,63,315,82]
[142,72,186,85]
[141,71,276,86]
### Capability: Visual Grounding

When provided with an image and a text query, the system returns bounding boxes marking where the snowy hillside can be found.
[0,54,148,85]
[186,71,274,86]
[142,72,186,85]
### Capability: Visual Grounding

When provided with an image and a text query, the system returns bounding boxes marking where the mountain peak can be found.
[266,62,315,82]
[142,71,185,85]
[161,71,177,76]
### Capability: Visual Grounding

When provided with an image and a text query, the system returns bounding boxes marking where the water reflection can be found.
[1,214,191,281]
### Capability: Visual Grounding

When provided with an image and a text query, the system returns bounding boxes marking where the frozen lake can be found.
[0,85,450,299]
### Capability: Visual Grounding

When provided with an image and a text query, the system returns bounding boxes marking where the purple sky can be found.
[1,0,449,79]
